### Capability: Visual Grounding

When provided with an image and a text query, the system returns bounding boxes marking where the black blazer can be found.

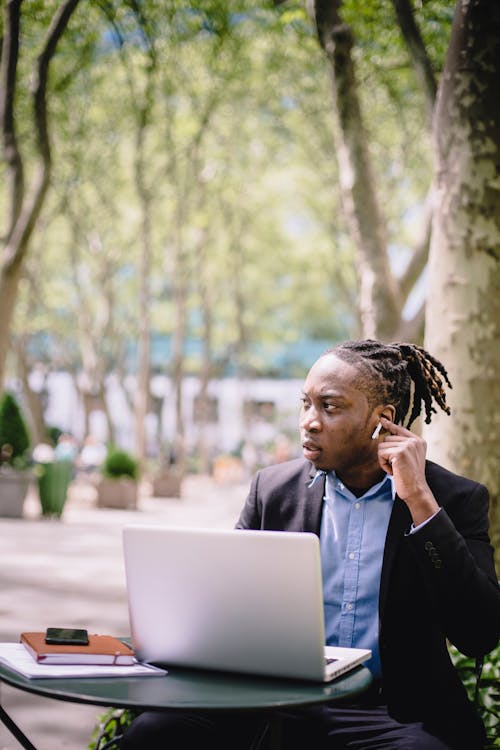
[236,458,500,748]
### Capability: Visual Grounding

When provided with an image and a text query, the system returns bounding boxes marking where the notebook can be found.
[122,525,371,683]
[20,632,135,665]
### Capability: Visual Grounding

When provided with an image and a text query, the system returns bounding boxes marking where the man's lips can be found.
[302,440,321,457]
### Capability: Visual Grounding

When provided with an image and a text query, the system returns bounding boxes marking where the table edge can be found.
[0,664,373,713]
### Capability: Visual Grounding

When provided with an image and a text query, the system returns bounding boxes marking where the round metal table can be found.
[0,662,372,749]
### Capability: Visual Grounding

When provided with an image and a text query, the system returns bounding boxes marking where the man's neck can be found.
[336,467,386,497]
[344,484,371,498]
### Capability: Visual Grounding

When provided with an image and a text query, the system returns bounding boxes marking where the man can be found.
[121,339,500,750]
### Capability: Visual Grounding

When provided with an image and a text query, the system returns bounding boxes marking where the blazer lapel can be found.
[379,496,412,619]
[302,469,325,535]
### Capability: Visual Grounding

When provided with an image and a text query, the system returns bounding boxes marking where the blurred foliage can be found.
[47,425,64,447]
[449,642,500,748]
[11,3,355,382]
[101,446,139,480]
[88,707,138,750]
[5,0,454,387]
[0,393,31,469]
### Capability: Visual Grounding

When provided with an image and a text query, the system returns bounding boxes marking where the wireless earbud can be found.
[371,421,383,440]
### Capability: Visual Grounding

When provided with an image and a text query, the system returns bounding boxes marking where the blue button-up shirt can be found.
[319,471,395,679]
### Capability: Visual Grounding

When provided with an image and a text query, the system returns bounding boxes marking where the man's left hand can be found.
[377,417,440,525]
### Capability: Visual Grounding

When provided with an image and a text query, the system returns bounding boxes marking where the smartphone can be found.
[45,627,89,646]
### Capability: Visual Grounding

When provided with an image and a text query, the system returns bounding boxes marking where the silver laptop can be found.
[122,525,371,683]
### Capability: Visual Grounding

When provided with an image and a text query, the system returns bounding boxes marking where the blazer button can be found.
[424,541,434,551]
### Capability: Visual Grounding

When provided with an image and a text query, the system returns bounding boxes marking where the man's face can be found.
[299,353,379,474]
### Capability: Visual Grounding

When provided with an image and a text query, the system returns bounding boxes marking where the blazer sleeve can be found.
[406,479,500,657]
[234,458,317,532]
[235,469,262,529]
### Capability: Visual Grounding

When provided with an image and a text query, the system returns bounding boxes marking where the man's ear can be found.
[370,405,396,438]
[380,404,396,422]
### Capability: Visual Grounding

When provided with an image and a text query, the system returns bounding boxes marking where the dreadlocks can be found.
[323,339,452,428]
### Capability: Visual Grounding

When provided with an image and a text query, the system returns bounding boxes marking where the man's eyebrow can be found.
[301,389,348,401]
[321,391,348,402]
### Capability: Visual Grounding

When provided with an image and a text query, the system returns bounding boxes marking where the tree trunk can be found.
[66,221,115,446]
[134,208,152,468]
[171,204,187,476]
[0,0,81,389]
[196,234,214,475]
[134,132,153,468]
[424,0,500,574]
[131,38,156,469]
[309,0,402,340]
[14,338,48,445]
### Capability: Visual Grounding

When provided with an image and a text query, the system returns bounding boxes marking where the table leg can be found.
[0,703,39,750]
[251,714,283,750]
[268,714,283,750]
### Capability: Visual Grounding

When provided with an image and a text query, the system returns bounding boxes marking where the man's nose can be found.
[300,406,321,431]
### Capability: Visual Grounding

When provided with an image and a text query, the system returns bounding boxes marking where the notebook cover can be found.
[20,632,135,665]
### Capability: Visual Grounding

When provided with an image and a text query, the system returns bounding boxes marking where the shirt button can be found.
[348,552,355,560]
[339,482,345,490]
[354,502,361,509]
[346,603,353,610]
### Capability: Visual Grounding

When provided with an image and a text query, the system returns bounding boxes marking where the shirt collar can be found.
[309,469,395,499]
[307,469,327,488]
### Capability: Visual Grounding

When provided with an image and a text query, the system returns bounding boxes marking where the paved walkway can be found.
[0,474,249,750]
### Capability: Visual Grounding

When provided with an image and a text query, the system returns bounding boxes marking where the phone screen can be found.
[45,627,89,645]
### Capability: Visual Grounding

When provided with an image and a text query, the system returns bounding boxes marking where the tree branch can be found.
[396,301,425,344]
[3,0,81,273]
[0,0,24,240]
[399,189,433,299]
[33,0,81,170]
[391,0,437,125]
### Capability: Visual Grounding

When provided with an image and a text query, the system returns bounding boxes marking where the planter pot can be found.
[97,477,138,510]
[37,461,72,518]
[152,471,182,498]
[0,470,33,518]
[212,455,244,484]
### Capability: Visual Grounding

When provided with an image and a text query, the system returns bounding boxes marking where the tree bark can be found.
[424,0,500,573]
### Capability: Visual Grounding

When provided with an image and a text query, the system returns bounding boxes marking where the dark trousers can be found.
[120,703,464,750]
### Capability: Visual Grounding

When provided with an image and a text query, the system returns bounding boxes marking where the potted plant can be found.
[0,392,33,518]
[96,446,139,509]
[36,432,79,518]
[36,452,73,519]
[152,467,183,498]
[149,442,183,499]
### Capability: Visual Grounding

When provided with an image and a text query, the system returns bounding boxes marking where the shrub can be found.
[0,392,31,468]
[47,425,63,447]
[449,642,500,748]
[101,447,138,480]
[89,707,138,750]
